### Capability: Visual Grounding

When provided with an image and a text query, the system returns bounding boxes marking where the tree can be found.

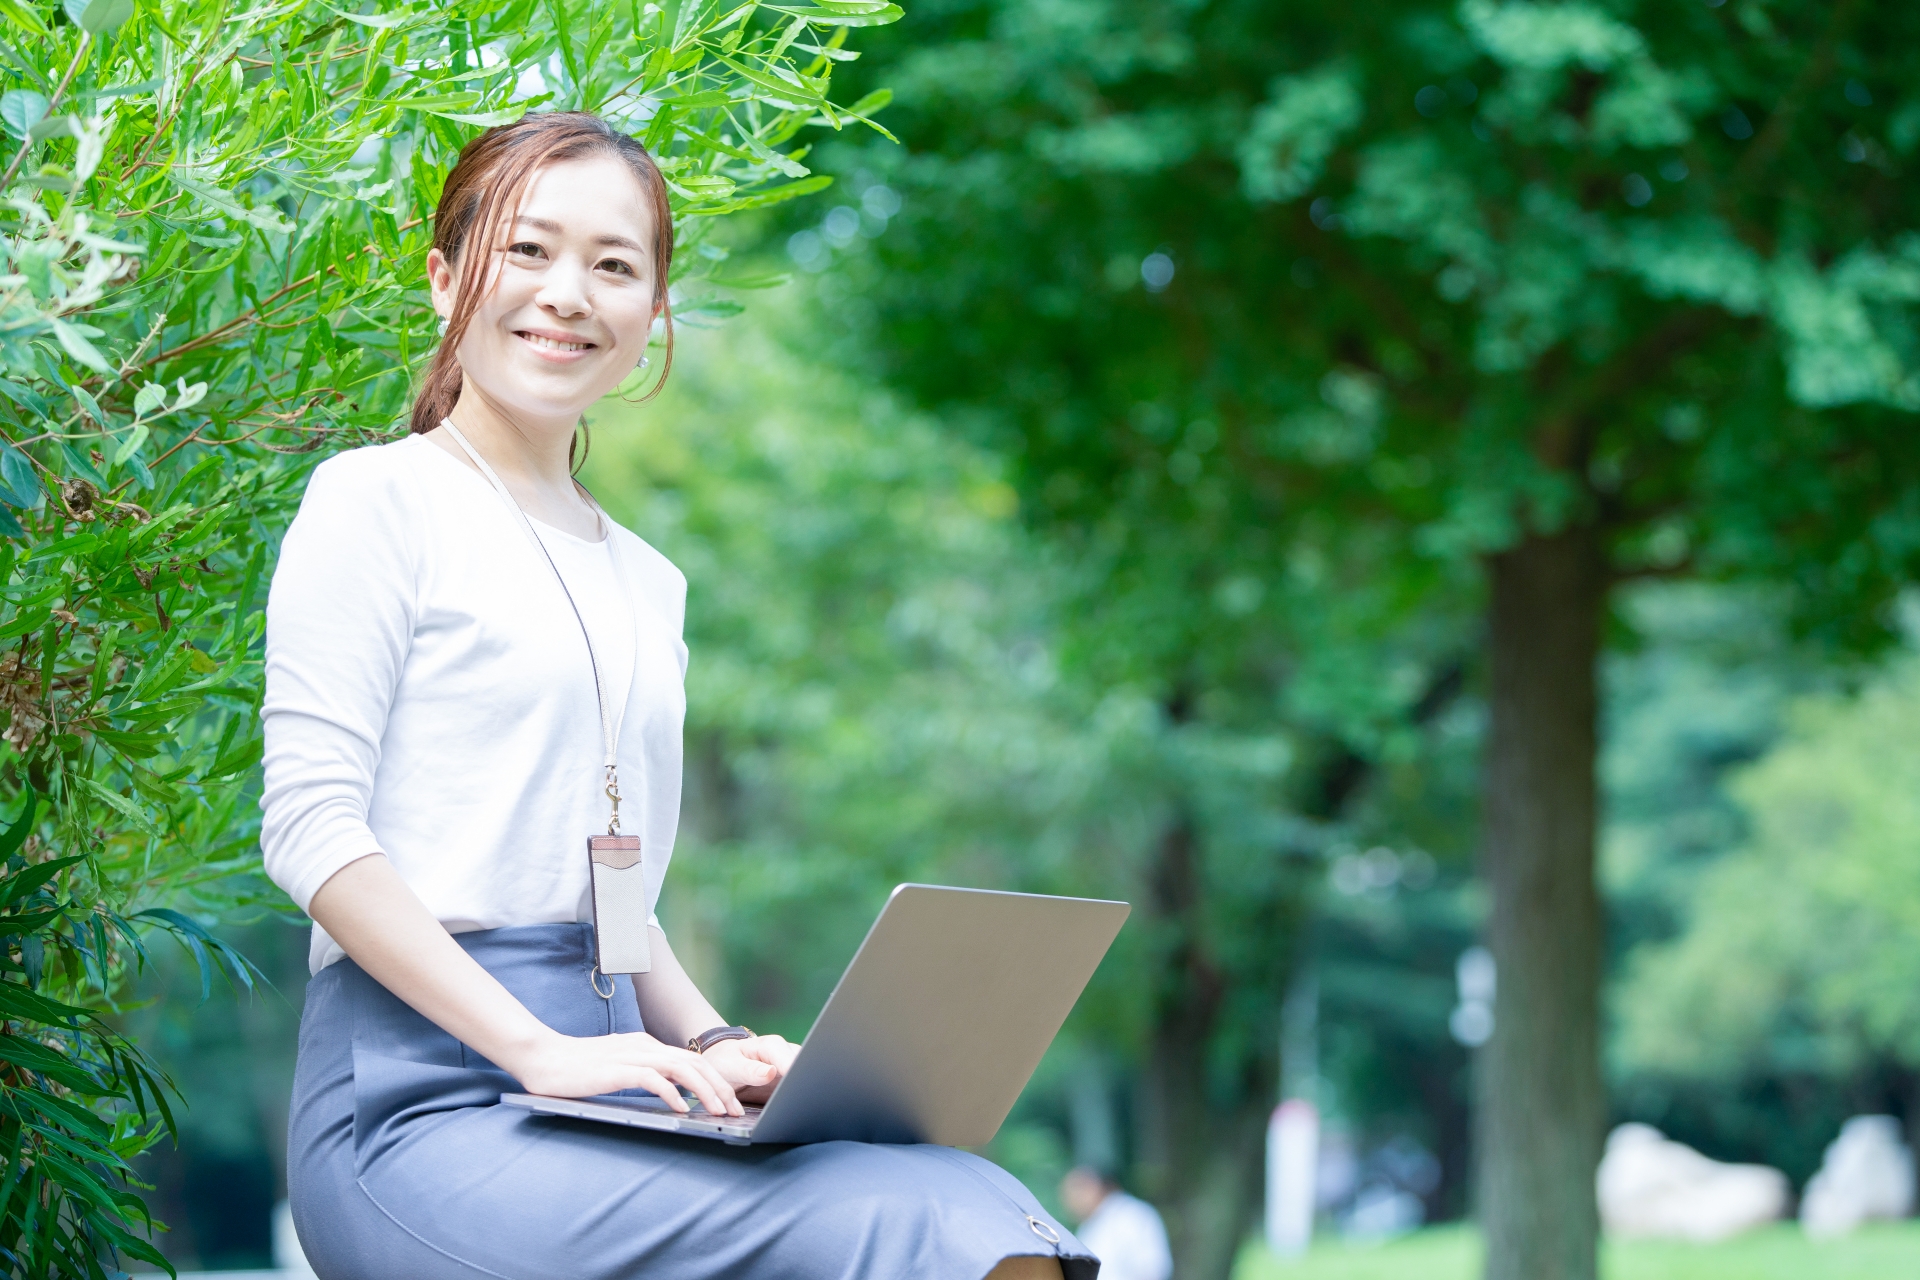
[1616,647,1920,1159]
[800,1,1920,1276]
[0,0,891,1271]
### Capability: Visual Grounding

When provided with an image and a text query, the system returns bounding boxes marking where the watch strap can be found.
[688,1025,753,1054]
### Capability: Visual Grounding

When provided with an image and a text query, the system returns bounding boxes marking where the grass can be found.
[1234,1222,1920,1280]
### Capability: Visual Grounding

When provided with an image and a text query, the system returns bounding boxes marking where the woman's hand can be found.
[504,1030,744,1116]
[701,1033,800,1104]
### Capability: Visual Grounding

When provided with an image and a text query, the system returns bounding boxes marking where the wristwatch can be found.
[688,1025,753,1054]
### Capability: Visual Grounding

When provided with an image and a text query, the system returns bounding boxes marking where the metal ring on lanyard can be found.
[590,965,617,1000]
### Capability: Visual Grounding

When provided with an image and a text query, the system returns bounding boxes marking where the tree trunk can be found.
[1135,810,1272,1280]
[1477,528,1607,1280]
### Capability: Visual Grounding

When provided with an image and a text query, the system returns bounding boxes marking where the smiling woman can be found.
[258,112,1091,1280]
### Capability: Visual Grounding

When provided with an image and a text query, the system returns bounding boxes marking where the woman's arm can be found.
[309,854,745,1115]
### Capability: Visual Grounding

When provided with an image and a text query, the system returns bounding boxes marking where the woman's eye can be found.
[508,242,546,259]
[599,258,635,276]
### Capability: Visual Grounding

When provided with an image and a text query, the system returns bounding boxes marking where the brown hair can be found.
[409,112,676,437]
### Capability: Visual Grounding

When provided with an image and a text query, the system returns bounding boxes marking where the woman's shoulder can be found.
[609,523,687,601]
[280,437,451,575]
[303,434,433,499]
[295,436,464,533]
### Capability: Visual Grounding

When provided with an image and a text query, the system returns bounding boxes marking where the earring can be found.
[637,355,651,370]
[437,316,448,335]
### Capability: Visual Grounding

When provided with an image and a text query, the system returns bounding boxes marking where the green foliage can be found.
[794,1,1920,1271]
[1616,645,1920,1085]
[820,0,1920,626]
[0,0,893,1272]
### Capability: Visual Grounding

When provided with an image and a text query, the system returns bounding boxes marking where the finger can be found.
[672,1052,739,1116]
[633,1067,688,1114]
[684,1046,754,1110]
[697,1056,748,1114]
[752,1036,800,1072]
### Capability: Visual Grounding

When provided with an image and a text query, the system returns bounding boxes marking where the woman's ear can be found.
[426,247,456,322]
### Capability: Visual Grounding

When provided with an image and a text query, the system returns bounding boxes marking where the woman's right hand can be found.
[502,1030,745,1116]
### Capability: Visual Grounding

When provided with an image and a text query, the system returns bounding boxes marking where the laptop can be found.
[503,884,1129,1146]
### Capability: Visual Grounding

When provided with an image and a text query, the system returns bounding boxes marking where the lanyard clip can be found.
[605,765,622,835]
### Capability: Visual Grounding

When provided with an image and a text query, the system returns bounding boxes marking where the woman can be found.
[262,113,1094,1280]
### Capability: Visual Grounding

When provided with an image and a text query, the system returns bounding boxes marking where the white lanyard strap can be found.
[440,419,636,832]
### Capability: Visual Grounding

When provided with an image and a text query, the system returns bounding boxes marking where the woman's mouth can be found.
[516,330,597,355]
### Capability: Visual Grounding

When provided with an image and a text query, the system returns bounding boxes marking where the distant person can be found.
[1062,1166,1173,1280]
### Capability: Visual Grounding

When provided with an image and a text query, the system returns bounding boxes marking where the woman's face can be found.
[428,154,658,430]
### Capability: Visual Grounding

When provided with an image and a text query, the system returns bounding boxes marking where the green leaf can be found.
[423,106,527,127]
[0,89,48,140]
[135,907,262,999]
[26,111,73,142]
[0,859,81,911]
[77,778,162,837]
[0,377,50,416]
[71,384,104,425]
[0,443,41,508]
[79,78,161,103]
[764,2,904,26]
[75,0,135,33]
[130,382,165,419]
[845,87,893,118]
[112,422,147,466]
[0,790,36,859]
[705,269,793,290]
[51,320,112,374]
[0,0,49,35]
[696,174,833,215]
[0,505,22,538]
[675,297,747,325]
[169,171,296,236]
[324,5,410,28]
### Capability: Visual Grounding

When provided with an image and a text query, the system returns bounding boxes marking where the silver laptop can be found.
[504,884,1129,1146]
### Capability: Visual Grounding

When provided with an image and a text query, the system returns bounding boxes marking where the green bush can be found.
[0,0,893,1273]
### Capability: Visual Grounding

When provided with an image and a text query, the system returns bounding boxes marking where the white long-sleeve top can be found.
[260,433,688,973]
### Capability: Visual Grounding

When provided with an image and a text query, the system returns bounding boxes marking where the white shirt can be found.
[260,434,688,973]
[1076,1192,1173,1280]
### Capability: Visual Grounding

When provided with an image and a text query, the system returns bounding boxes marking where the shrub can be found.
[0,0,894,1272]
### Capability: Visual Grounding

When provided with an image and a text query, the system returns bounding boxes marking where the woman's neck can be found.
[434,392,603,541]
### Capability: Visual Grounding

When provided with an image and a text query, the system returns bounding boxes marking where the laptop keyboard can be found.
[593,1095,763,1124]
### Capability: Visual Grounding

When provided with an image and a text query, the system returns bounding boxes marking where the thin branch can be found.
[0,33,90,190]
[1611,553,1697,585]
[1736,0,1865,185]
[144,217,424,367]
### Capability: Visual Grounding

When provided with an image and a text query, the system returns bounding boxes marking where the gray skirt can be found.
[287,923,1097,1280]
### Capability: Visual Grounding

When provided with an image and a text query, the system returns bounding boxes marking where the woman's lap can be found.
[289,925,1093,1280]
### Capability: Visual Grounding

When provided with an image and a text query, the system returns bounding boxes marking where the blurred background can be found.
[123,0,1920,1276]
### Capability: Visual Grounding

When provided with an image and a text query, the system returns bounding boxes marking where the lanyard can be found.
[440,418,638,834]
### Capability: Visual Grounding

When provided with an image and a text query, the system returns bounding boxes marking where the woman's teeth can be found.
[520,333,593,352]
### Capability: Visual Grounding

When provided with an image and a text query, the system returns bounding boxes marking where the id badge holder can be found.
[589,833,651,979]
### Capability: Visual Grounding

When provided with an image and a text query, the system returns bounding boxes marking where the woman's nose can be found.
[536,259,593,317]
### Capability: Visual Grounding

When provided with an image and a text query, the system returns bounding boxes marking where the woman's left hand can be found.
[702,1034,800,1104]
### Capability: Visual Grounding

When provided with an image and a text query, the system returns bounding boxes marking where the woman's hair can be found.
[409,112,675,436]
